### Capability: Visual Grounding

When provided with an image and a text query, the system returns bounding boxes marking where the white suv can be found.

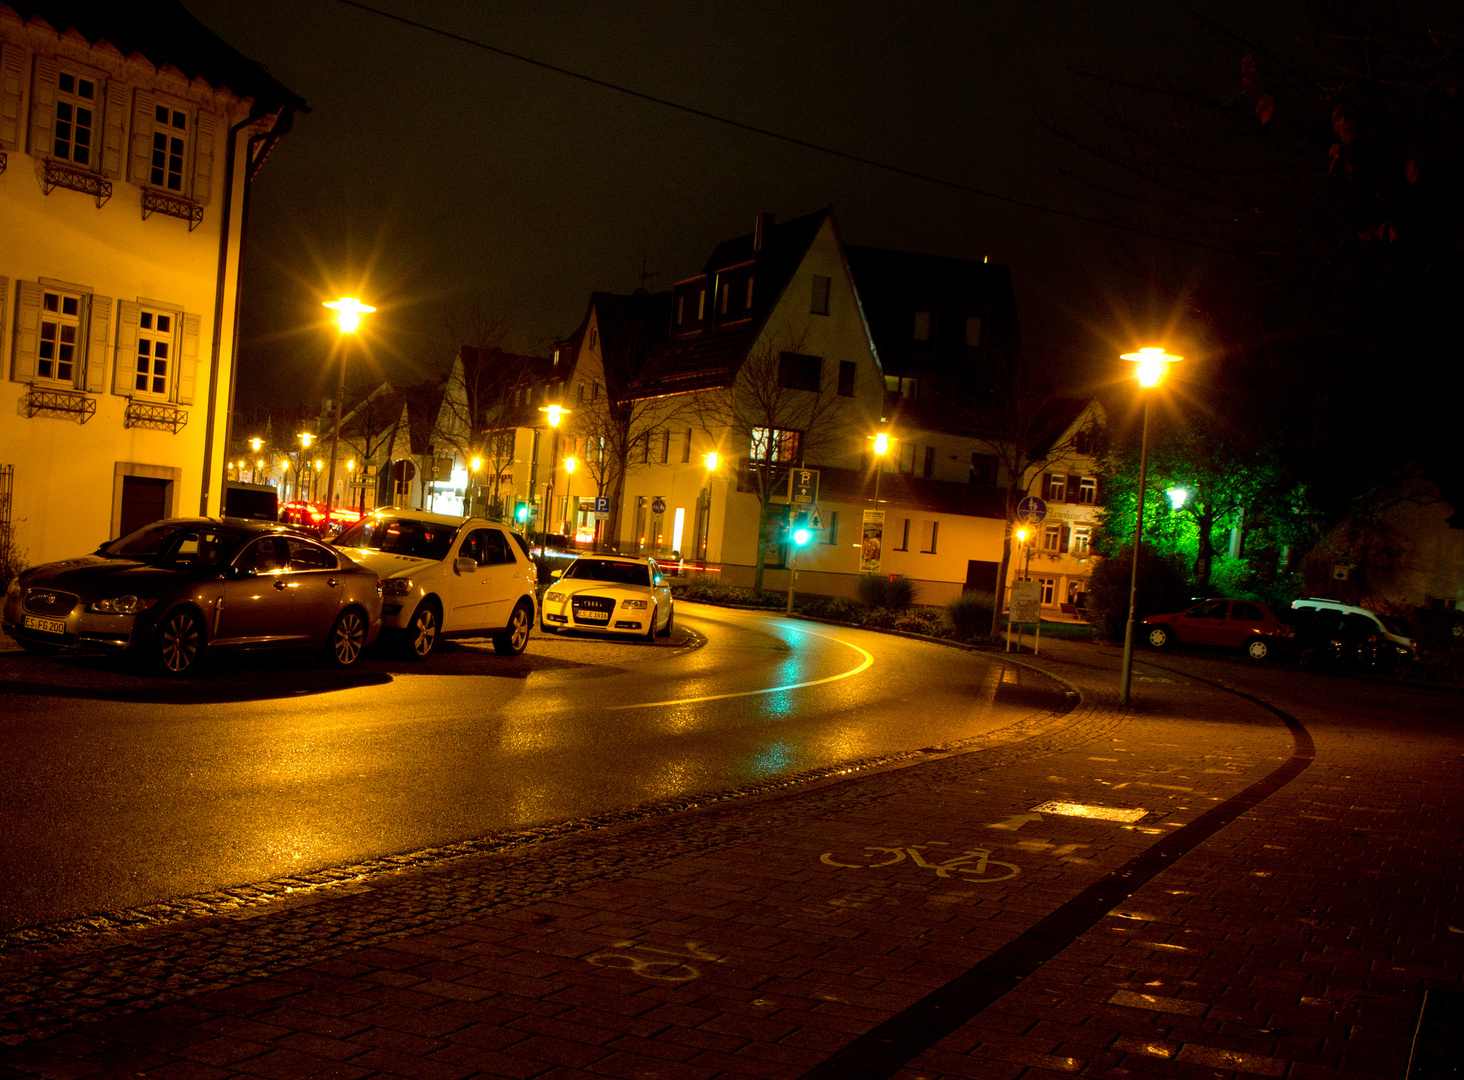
[1290,598,1415,657]
[333,510,538,659]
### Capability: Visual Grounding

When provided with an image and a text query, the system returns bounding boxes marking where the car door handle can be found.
[273,579,288,591]
[327,578,339,588]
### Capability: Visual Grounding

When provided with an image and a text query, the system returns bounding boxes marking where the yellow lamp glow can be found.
[300,432,313,449]
[324,296,375,334]
[704,451,719,472]
[873,432,890,455]
[1015,528,1028,544]
[314,459,323,471]
[564,456,576,474]
[1121,347,1182,388]
[250,437,263,452]
[540,404,566,427]
[470,457,482,472]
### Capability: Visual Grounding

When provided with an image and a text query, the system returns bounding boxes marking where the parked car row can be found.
[1140,595,1416,672]
[3,509,677,676]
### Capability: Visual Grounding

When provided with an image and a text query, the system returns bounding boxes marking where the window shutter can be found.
[1094,477,1104,505]
[192,110,217,204]
[12,280,41,381]
[0,44,24,150]
[100,79,128,178]
[28,57,58,157]
[1060,524,1071,552]
[176,312,200,404]
[128,88,156,185]
[1042,472,1053,500]
[1069,475,1082,503]
[114,301,140,396]
[86,295,111,393]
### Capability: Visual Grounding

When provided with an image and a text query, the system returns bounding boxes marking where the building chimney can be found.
[754,212,775,252]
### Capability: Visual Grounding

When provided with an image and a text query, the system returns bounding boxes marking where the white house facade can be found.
[0,1,303,569]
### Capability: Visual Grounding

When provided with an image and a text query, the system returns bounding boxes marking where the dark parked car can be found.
[1292,608,1399,673]
[1141,598,1296,660]
[3,518,382,675]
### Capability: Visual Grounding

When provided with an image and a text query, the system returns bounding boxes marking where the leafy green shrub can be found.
[854,574,917,611]
[945,591,995,641]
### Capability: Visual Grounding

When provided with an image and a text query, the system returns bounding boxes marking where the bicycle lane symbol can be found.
[820,842,1020,883]
[584,940,723,983]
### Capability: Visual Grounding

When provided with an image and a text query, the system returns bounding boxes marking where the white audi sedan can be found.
[540,555,673,640]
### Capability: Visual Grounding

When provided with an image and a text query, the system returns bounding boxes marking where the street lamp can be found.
[323,297,375,512]
[1167,487,1189,510]
[700,451,720,565]
[538,405,568,555]
[867,429,895,507]
[563,456,577,544]
[1118,347,1182,705]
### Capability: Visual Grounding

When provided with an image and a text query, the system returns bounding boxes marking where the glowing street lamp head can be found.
[1015,527,1028,544]
[540,404,567,427]
[324,296,375,334]
[1167,487,1189,509]
[250,437,263,452]
[314,459,323,471]
[872,432,890,456]
[470,456,483,472]
[563,456,577,474]
[256,459,265,470]
[1121,347,1182,388]
[347,459,356,473]
[704,451,719,472]
[299,432,313,449]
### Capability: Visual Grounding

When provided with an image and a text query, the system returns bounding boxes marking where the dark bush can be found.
[854,574,917,611]
[672,580,783,608]
[945,590,995,641]
[1084,543,1190,642]
[800,597,864,622]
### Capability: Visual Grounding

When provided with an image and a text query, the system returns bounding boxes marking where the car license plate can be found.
[23,615,66,636]
[576,610,610,621]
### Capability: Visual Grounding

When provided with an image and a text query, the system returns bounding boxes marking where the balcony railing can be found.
[124,398,189,433]
[23,384,96,424]
[141,189,204,232]
[40,161,111,207]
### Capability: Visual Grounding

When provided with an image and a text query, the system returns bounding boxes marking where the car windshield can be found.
[335,517,459,561]
[564,558,651,586]
[1380,615,1412,636]
[101,523,243,569]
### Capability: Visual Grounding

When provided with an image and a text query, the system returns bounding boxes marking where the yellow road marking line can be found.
[605,623,874,710]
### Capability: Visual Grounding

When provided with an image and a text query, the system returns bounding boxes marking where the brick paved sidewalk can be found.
[2,640,1459,1080]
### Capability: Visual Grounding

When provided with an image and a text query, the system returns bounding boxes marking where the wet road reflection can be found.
[0,603,1071,931]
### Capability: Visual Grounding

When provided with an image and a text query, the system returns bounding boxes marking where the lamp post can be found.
[701,451,719,566]
[466,457,482,517]
[537,405,568,555]
[563,455,577,545]
[1118,347,1182,705]
[323,297,375,512]
[867,429,894,507]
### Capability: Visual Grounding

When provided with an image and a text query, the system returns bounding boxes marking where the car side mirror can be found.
[551,569,563,579]
[455,557,477,574]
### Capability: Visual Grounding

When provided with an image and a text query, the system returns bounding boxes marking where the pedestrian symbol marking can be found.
[1017,496,1048,524]
[820,842,1019,883]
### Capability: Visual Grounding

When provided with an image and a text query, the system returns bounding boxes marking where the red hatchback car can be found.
[1141,598,1296,660]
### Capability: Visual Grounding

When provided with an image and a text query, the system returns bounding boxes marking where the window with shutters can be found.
[1071,525,1092,555]
[1046,473,1066,501]
[1043,524,1062,551]
[149,103,188,190]
[132,309,174,397]
[38,289,82,383]
[1078,476,1097,503]
[53,70,96,167]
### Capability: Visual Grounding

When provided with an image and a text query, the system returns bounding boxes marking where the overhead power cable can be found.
[333,0,1231,252]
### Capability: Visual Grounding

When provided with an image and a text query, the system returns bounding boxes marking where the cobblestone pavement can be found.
[1,637,1460,1080]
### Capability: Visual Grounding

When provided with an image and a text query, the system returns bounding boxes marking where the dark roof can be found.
[6,0,308,113]
[636,208,830,397]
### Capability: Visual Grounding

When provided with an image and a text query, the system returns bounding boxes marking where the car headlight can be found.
[381,578,414,596]
[89,595,156,614]
[619,598,648,610]
[545,590,567,603]
[5,575,19,598]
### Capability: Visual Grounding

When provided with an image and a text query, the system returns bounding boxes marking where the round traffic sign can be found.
[651,497,666,515]
[1017,496,1048,524]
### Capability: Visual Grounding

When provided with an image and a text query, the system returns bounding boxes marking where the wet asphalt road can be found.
[0,603,1067,933]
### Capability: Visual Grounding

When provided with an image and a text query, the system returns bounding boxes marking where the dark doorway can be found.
[119,475,169,537]
[965,559,999,594]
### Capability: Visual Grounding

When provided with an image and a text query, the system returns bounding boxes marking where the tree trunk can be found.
[1194,505,1216,591]
[752,498,771,595]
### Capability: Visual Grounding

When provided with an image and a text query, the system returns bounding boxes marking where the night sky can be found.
[179,0,1273,414]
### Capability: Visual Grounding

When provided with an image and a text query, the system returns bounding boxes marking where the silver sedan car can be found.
[2,518,383,674]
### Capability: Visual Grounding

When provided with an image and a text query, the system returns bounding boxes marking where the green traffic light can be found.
[793,527,812,547]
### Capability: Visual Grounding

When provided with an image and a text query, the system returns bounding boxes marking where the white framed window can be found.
[1067,580,1086,606]
[1043,524,1062,551]
[53,70,97,167]
[37,289,82,383]
[149,102,188,191]
[1071,526,1092,556]
[1078,477,1097,503]
[1039,578,1057,605]
[131,308,175,397]
[1046,473,1066,501]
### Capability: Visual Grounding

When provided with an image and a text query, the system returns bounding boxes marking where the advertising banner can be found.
[860,510,884,573]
